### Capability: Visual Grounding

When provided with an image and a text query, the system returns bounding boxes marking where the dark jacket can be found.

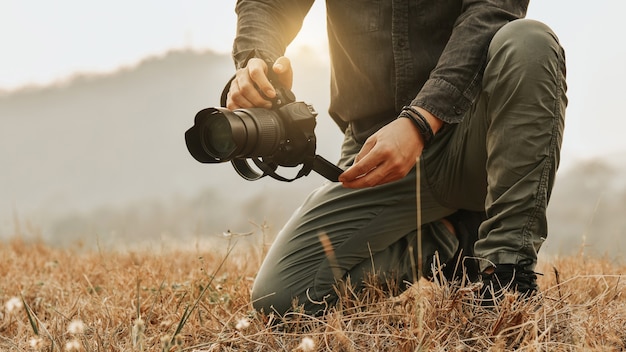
[232,0,528,140]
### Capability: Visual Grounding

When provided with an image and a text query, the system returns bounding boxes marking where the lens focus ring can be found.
[250,110,283,156]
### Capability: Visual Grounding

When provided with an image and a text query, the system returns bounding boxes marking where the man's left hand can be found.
[339,117,423,188]
[339,107,444,188]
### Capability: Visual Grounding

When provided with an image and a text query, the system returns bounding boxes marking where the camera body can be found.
[185,90,342,182]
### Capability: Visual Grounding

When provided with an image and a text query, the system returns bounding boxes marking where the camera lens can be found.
[202,115,237,159]
[190,107,284,162]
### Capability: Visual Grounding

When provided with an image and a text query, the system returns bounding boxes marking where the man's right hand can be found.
[226,56,293,110]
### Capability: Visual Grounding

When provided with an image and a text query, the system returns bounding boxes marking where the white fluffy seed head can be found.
[5,297,23,313]
[298,337,315,351]
[29,337,44,348]
[64,339,81,351]
[67,319,86,334]
[235,317,250,330]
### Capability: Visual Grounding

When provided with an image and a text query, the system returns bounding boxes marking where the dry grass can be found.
[1,236,625,351]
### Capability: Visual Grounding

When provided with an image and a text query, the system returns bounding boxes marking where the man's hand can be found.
[339,107,443,188]
[226,56,293,110]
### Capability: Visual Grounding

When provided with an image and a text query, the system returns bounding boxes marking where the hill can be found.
[0,49,342,248]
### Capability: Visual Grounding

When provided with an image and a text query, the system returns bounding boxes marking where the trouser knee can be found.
[489,19,561,62]
[250,281,293,316]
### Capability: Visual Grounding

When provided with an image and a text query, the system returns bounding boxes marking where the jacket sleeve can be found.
[232,0,314,69]
[412,0,529,124]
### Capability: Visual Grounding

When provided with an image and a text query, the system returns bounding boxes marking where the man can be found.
[225,1,567,315]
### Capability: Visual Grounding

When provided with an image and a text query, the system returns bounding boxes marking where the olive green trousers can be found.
[251,19,567,315]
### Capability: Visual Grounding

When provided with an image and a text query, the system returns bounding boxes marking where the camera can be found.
[184,84,343,182]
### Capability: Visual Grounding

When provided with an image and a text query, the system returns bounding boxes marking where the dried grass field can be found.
[1,234,625,351]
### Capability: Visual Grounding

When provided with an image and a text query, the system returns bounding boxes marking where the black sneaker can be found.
[479,259,540,306]
[440,210,486,283]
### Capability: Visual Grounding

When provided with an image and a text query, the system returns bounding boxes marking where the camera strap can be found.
[231,156,314,182]
[256,157,314,182]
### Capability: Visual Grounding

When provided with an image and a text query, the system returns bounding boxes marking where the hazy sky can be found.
[2,1,625,168]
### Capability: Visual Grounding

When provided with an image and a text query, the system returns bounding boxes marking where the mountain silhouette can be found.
[0,49,342,248]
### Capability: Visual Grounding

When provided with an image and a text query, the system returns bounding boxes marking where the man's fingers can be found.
[248,60,275,98]
[339,139,377,182]
[339,154,383,184]
[341,159,408,188]
[273,56,293,89]
[227,59,276,109]
[226,79,248,109]
[227,76,270,109]
[341,163,389,188]
[224,56,294,109]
